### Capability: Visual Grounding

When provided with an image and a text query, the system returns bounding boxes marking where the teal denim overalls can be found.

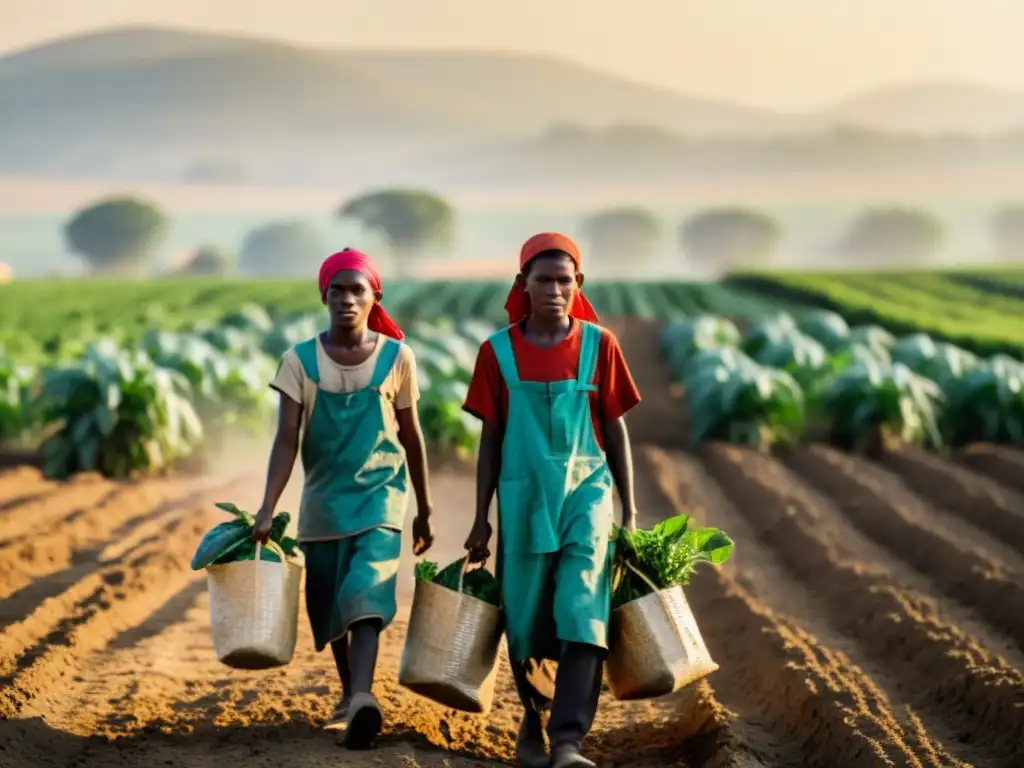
[293,335,409,651]
[490,321,616,663]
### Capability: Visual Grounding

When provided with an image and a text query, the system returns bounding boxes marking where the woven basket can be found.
[606,578,718,700]
[398,560,503,713]
[207,541,303,670]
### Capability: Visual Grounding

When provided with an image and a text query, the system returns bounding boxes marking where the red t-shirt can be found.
[462,321,642,450]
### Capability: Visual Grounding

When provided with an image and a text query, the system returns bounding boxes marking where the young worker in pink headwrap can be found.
[253,248,434,748]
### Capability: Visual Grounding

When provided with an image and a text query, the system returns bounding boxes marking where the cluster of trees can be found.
[62,191,1024,276]
[577,206,782,267]
[62,188,455,276]
[580,205,1024,267]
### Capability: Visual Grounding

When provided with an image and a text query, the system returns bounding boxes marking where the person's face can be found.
[325,270,379,331]
[521,253,583,321]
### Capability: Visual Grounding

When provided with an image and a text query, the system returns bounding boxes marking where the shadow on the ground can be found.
[110,579,208,651]
[0,716,509,768]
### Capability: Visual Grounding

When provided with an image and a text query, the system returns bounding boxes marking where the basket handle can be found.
[253,540,288,613]
[457,555,470,596]
[254,541,262,611]
[623,559,690,654]
[624,559,661,594]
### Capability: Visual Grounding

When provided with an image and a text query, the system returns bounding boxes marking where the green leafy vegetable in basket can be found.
[415,557,502,606]
[611,514,733,608]
[191,502,299,570]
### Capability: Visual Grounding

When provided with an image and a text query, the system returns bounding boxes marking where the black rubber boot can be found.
[511,658,551,767]
[344,692,382,749]
[546,643,603,765]
[550,742,597,768]
[342,620,383,749]
[515,713,548,768]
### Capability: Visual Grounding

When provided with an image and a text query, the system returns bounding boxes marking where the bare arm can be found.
[474,421,504,526]
[602,415,637,529]
[396,406,433,518]
[464,420,503,559]
[259,393,302,513]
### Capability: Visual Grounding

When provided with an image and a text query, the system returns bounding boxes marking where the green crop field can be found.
[0,278,805,350]
[4,270,1023,357]
[942,270,1024,301]
[2,269,1023,482]
[729,270,1024,358]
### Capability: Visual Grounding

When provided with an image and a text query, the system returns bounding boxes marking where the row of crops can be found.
[666,309,1024,453]
[948,271,1024,301]
[0,304,488,479]
[0,278,801,354]
[6,271,1022,363]
[729,270,1024,359]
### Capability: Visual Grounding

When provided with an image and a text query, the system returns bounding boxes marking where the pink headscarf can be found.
[318,249,405,340]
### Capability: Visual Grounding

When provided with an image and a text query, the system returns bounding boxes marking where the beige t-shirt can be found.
[270,334,419,434]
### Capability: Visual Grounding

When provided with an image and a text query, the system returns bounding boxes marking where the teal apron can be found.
[293,335,409,651]
[490,321,616,664]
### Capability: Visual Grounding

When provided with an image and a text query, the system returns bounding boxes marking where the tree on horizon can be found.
[338,188,454,258]
[64,196,168,275]
[679,207,782,268]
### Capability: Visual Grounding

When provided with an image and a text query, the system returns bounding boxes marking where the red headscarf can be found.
[503,232,600,324]
[318,248,405,340]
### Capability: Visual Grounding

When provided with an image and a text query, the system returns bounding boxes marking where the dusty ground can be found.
[1,320,1024,767]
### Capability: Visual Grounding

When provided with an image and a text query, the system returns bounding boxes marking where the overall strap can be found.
[488,326,521,388]
[294,338,321,385]
[369,338,402,388]
[576,322,601,392]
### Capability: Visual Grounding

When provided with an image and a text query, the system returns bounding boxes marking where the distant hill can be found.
[3,26,1024,188]
[407,124,1024,191]
[0,26,803,184]
[0,26,268,76]
[821,81,1024,135]
[0,27,794,137]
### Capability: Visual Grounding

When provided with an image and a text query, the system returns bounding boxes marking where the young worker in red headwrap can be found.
[462,233,642,768]
[253,248,434,748]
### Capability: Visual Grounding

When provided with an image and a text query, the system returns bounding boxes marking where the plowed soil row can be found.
[954,444,1024,495]
[784,446,1024,651]
[702,444,1024,763]
[3,441,1024,767]
[0,467,745,768]
[879,448,1024,559]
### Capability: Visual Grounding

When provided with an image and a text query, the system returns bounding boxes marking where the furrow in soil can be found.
[0,467,56,507]
[643,446,984,768]
[0,476,118,543]
[785,445,1024,653]
[954,445,1024,495]
[0,477,253,673]
[0,475,244,600]
[879,449,1024,559]
[701,442,1024,767]
[0,502,219,719]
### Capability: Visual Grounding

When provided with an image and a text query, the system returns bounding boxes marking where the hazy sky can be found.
[4,0,1023,110]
